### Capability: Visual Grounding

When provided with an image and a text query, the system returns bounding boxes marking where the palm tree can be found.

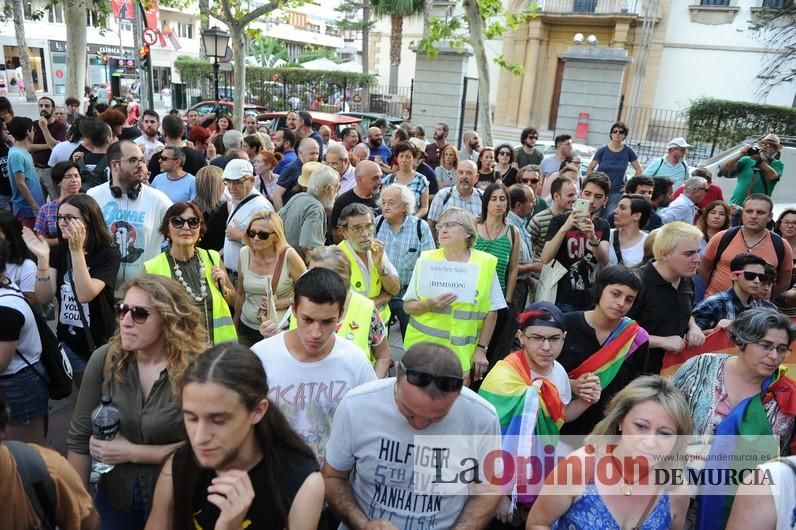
[372,0,425,92]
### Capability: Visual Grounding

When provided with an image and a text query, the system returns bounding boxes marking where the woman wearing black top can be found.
[22,193,121,386]
[194,165,228,252]
[146,342,324,530]
[476,146,499,190]
[494,143,518,186]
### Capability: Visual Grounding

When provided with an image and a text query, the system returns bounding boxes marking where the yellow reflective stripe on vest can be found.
[143,250,237,345]
[403,248,497,371]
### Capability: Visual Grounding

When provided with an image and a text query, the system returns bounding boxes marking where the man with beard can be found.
[460,130,481,162]
[273,128,297,174]
[528,175,577,259]
[330,160,382,243]
[243,115,258,136]
[133,109,164,163]
[365,126,390,165]
[29,96,67,200]
[424,122,450,169]
[285,110,299,131]
[427,160,483,239]
[87,140,172,295]
[514,127,544,168]
[272,137,320,210]
[280,165,339,260]
[337,202,400,327]
[700,193,792,298]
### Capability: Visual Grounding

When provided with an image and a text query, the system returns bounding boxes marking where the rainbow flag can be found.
[695,366,794,530]
[661,317,796,377]
[568,317,648,391]
[479,351,566,503]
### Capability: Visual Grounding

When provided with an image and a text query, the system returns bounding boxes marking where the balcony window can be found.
[573,0,598,11]
[700,0,730,5]
[761,0,791,7]
[48,4,64,23]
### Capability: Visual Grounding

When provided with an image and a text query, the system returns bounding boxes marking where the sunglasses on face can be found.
[170,216,201,229]
[611,129,627,135]
[115,302,151,324]
[523,178,540,185]
[732,270,767,282]
[247,229,273,240]
[399,361,463,392]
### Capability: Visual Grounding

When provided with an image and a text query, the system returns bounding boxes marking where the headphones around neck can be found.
[109,180,142,200]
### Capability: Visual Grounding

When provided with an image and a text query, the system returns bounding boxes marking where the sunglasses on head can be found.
[170,216,201,229]
[247,229,273,241]
[732,270,767,282]
[115,302,151,324]
[399,361,463,392]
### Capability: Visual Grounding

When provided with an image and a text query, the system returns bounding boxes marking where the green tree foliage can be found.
[371,0,425,90]
[747,3,796,99]
[687,98,796,148]
[416,0,536,145]
[336,0,374,73]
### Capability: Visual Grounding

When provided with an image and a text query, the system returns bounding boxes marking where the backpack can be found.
[77,155,109,191]
[0,291,73,400]
[706,226,785,288]
[4,441,56,530]
[375,215,423,243]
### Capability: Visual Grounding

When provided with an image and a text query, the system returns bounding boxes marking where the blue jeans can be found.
[95,481,147,530]
[0,361,49,424]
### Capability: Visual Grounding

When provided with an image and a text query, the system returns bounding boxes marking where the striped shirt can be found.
[507,210,532,279]
[527,207,566,259]
[374,214,435,289]
[427,186,483,223]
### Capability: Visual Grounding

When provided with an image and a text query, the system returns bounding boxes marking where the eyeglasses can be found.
[170,216,201,229]
[247,229,273,240]
[56,214,81,223]
[346,223,374,234]
[522,178,541,185]
[115,302,151,324]
[118,156,145,166]
[527,136,538,140]
[438,221,466,230]
[781,220,796,227]
[611,130,627,135]
[523,333,565,345]
[160,156,178,162]
[399,361,463,392]
[754,340,790,356]
[732,270,767,282]
[498,151,512,156]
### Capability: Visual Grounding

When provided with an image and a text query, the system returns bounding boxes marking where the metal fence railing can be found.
[186,69,413,117]
[539,0,641,14]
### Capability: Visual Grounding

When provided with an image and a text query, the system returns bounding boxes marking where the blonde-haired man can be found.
[628,221,706,374]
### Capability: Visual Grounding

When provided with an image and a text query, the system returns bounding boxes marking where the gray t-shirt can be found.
[539,155,563,179]
[279,192,327,251]
[325,378,500,530]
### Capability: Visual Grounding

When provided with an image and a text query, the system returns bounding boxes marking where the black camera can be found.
[747,145,760,156]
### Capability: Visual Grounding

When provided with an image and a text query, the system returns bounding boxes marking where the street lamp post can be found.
[201,26,231,106]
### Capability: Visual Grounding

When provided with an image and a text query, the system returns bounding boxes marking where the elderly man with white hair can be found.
[279,164,339,260]
[658,175,708,224]
[325,143,356,195]
[374,183,436,336]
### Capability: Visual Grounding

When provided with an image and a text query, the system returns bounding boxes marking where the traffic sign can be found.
[142,28,157,46]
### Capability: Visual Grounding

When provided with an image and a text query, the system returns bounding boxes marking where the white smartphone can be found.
[573,198,590,214]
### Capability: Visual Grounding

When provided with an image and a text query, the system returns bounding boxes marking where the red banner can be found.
[661,317,796,377]
[112,0,134,22]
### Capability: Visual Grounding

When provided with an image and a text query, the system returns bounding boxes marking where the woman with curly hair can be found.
[67,274,209,530]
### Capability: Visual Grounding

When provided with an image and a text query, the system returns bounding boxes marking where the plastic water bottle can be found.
[91,395,120,475]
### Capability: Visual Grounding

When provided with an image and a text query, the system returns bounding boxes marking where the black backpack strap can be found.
[770,232,785,271]
[416,218,422,242]
[611,229,624,264]
[651,158,665,177]
[440,187,453,208]
[5,441,56,530]
[706,226,742,289]
[375,216,384,236]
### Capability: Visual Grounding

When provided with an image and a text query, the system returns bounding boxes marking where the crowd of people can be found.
[0,93,793,530]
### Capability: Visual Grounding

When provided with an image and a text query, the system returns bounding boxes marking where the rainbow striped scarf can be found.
[568,317,648,392]
[696,366,796,530]
[479,351,566,503]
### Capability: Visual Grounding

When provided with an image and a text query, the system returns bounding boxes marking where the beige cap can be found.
[760,133,781,150]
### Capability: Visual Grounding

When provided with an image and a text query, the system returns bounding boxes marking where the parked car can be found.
[338,112,403,138]
[257,111,362,140]
[184,101,267,124]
